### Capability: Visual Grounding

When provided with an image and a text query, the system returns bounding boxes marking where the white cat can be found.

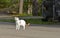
[14,17,30,31]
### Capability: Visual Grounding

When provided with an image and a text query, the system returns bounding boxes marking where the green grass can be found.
[11,13,32,17]
[0,19,60,24]
[0,19,15,23]
[25,19,60,24]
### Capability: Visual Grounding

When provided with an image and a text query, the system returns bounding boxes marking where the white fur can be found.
[14,17,26,31]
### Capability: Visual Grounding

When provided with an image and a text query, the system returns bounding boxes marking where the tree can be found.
[28,0,32,15]
[32,0,39,16]
[0,0,11,8]
[19,0,24,14]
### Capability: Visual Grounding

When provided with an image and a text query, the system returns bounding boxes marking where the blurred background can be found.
[0,0,60,24]
[0,0,42,16]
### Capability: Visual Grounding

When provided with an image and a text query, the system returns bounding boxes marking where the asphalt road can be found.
[0,22,60,38]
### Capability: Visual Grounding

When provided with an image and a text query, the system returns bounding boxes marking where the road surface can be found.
[0,22,60,38]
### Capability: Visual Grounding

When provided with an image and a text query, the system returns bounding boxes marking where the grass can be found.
[0,19,15,23]
[25,19,60,24]
[11,13,32,17]
[0,19,60,24]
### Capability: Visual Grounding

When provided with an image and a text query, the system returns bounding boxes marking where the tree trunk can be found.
[19,0,24,14]
[28,4,32,14]
[32,0,39,16]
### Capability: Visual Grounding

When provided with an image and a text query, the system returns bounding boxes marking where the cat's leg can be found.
[16,23,20,32]
[23,25,25,30]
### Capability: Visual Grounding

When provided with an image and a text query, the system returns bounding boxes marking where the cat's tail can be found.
[26,23,30,26]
